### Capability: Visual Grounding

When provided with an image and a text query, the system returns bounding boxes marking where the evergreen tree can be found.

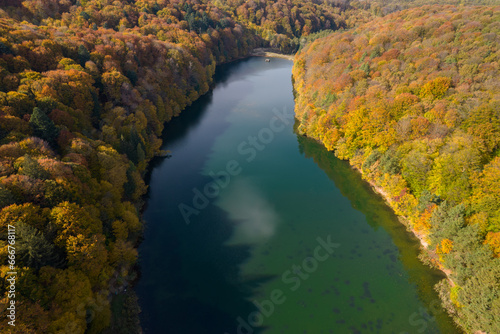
[17,223,64,270]
[29,107,59,145]
[0,186,15,209]
[78,44,90,66]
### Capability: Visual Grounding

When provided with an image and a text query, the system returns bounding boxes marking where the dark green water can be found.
[136,57,458,334]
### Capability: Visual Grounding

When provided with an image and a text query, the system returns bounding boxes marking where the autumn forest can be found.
[0,0,498,333]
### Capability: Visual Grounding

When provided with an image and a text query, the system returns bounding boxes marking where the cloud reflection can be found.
[218,178,279,245]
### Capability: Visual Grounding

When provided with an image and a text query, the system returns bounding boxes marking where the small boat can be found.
[265,58,270,62]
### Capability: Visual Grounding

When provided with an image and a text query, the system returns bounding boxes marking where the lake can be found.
[135,57,458,334]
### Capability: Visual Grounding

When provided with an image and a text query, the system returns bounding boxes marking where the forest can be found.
[0,0,498,333]
[293,5,500,333]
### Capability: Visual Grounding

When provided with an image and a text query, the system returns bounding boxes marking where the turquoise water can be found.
[136,57,458,334]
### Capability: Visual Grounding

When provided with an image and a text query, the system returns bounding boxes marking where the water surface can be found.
[136,57,458,334]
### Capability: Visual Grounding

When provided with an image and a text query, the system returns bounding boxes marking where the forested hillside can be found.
[293,5,500,333]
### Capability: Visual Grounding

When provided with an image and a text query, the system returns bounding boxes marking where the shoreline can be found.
[351,165,430,247]
[349,164,456,287]
[249,48,295,61]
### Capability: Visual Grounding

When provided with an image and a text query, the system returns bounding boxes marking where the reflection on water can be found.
[219,179,279,245]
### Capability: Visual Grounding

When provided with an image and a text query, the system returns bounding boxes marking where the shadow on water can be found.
[143,57,259,190]
[137,58,280,334]
[295,134,461,333]
[212,58,252,87]
[142,90,215,188]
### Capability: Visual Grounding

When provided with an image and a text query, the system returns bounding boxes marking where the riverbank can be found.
[250,48,295,60]
[296,131,457,289]
[293,131,462,329]
[352,165,430,247]
[350,164,457,286]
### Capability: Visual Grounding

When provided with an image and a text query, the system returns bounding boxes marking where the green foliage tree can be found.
[16,222,63,270]
[0,186,15,209]
[18,155,50,180]
[29,107,59,146]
